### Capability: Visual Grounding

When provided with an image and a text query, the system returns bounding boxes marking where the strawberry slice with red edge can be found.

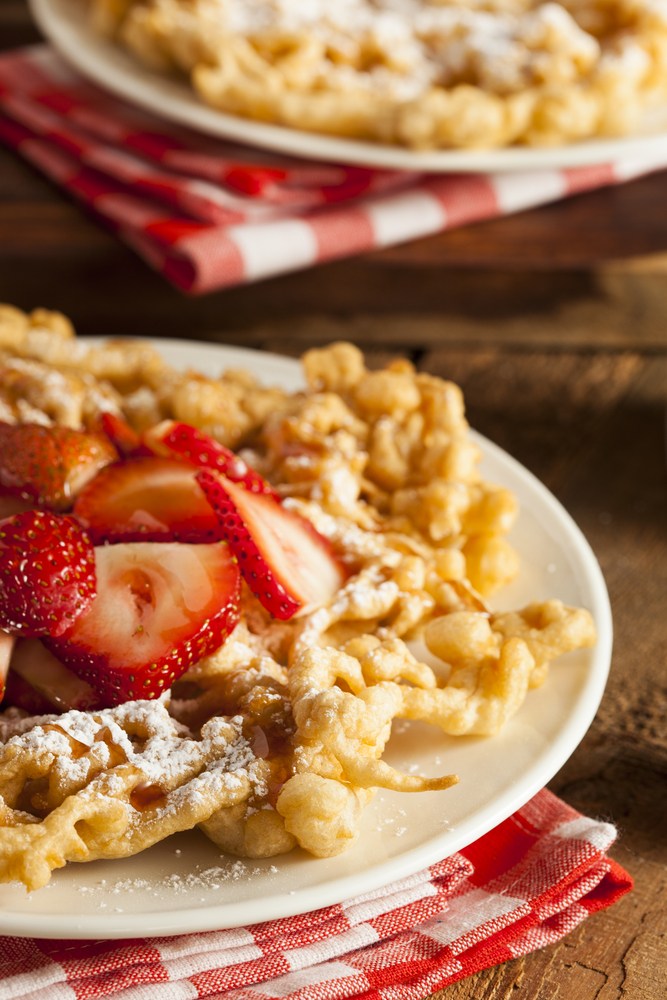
[196,469,345,620]
[0,510,97,638]
[7,638,101,712]
[0,495,34,520]
[47,540,241,706]
[0,629,15,703]
[3,669,55,716]
[143,421,278,498]
[0,422,117,510]
[98,412,147,458]
[73,455,225,544]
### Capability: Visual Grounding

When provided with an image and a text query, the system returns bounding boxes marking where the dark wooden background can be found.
[1,3,666,996]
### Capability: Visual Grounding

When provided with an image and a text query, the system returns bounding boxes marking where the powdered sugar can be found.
[4,698,264,802]
[76,857,281,903]
[223,0,602,97]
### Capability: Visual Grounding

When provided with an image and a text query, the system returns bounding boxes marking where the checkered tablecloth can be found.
[1,46,666,294]
[0,789,632,1000]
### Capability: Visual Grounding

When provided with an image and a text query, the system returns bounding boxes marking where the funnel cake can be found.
[0,307,597,888]
[89,0,667,149]
[0,700,267,890]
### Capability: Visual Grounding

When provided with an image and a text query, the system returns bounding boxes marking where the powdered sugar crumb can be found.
[76,857,280,902]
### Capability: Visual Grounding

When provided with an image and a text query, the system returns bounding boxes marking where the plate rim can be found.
[30,0,667,174]
[0,337,612,938]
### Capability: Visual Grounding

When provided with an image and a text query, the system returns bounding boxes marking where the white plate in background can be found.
[31,0,667,173]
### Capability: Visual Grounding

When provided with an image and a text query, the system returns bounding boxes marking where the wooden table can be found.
[2,3,666,997]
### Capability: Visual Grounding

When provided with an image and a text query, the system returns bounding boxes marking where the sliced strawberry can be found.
[0,510,97,638]
[47,540,241,706]
[3,669,55,715]
[0,422,117,510]
[98,412,146,458]
[8,638,100,711]
[0,629,15,703]
[196,470,345,620]
[73,456,224,544]
[0,495,34,520]
[144,420,278,497]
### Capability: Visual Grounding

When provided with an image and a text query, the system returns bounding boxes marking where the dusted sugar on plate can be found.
[88,0,667,148]
[0,304,596,890]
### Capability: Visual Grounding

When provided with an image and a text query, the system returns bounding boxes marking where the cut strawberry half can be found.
[47,540,241,706]
[0,422,117,510]
[73,456,224,544]
[144,421,278,498]
[8,638,100,712]
[0,510,97,638]
[196,470,345,620]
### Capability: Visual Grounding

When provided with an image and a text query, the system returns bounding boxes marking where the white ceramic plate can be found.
[31,0,667,173]
[0,340,612,939]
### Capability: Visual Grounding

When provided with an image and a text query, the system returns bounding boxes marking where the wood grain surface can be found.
[1,3,666,997]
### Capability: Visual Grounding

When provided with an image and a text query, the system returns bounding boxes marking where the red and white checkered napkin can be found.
[1,47,667,295]
[0,790,631,1000]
